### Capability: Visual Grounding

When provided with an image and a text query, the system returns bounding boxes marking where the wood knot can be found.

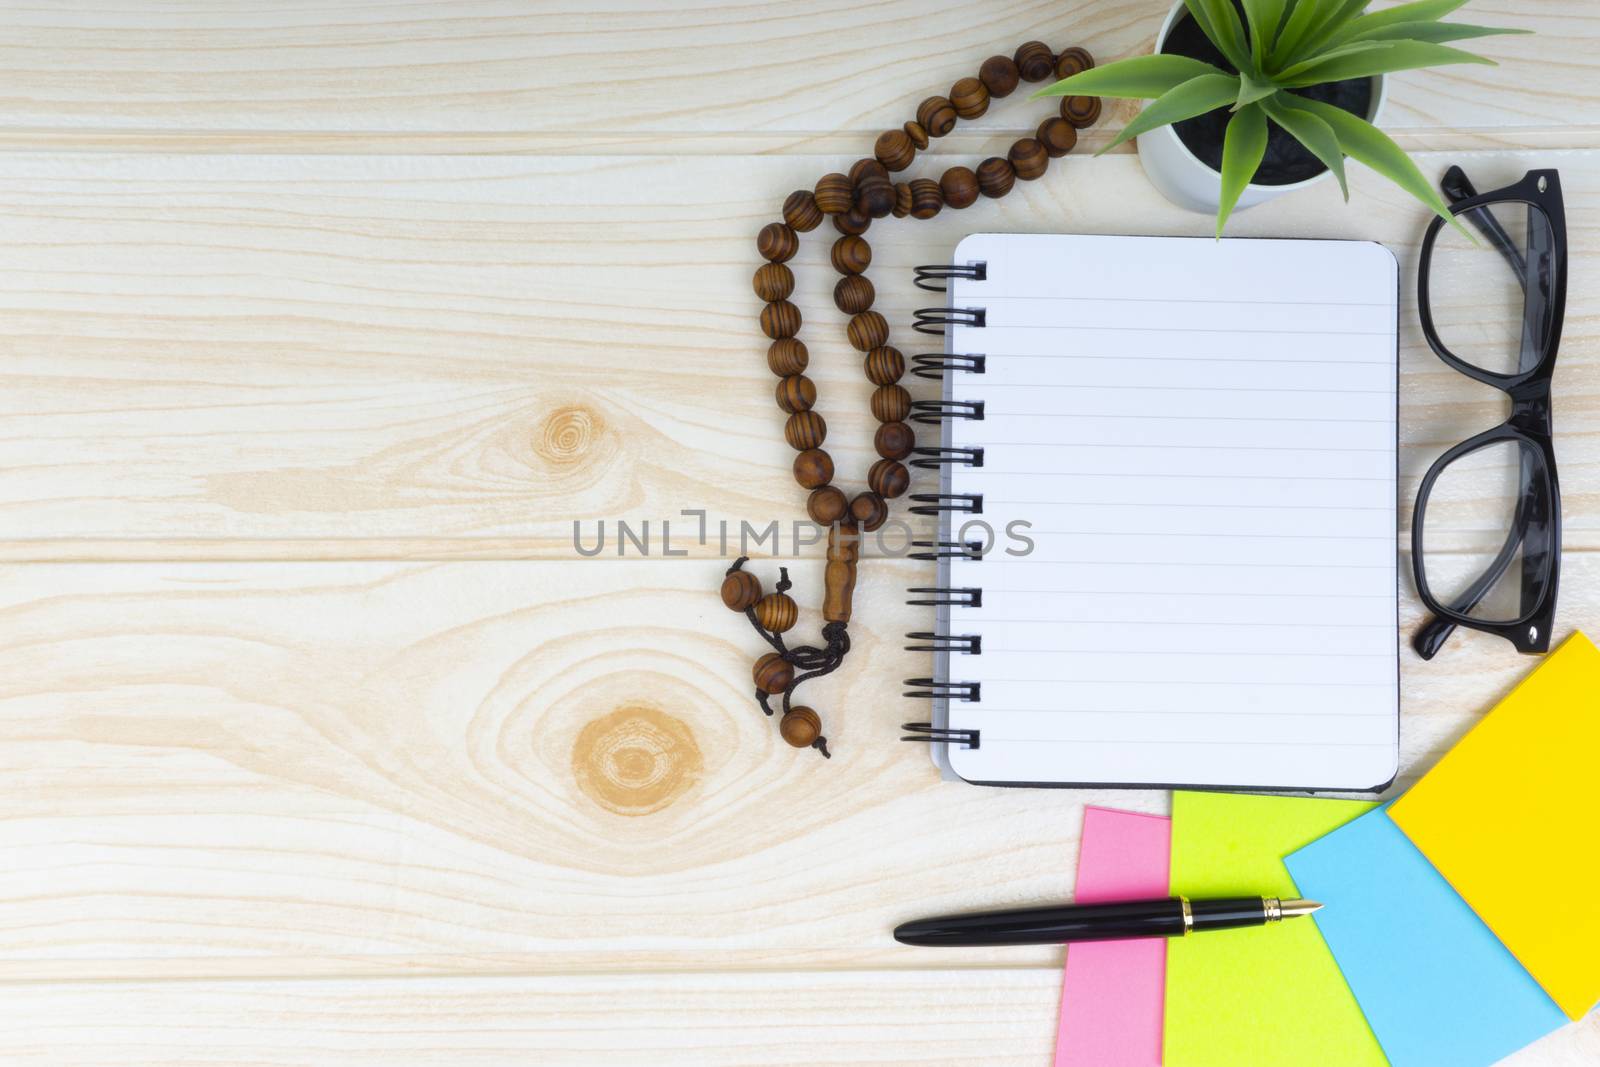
[571,706,702,816]
[538,405,601,464]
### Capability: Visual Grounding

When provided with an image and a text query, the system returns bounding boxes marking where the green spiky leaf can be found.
[1260,93,1348,199]
[1099,73,1242,154]
[1240,0,1289,63]
[1186,0,1253,72]
[1352,21,1531,45]
[1279,40,1495,87]
[1332,0,1473,46]
[1268,0,1333,67]
[1283,0,1383,67]
[1033,53,1228,100]
[1216,103,1269,236]
[1234,69,1280,109]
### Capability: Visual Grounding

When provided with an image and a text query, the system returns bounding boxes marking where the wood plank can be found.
[0,149,1592,560]
[0,554,1591,982]
[0,2,1589,153]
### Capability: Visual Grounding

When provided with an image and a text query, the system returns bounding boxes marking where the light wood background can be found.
[0,2,1594,1064]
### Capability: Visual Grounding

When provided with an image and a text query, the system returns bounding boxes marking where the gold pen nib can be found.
[1280,899,1323,919]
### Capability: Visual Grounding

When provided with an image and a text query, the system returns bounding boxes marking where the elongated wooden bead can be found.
[903,120,929,150]
[834,274,875,315]
[1014,40,1055,82]
[780,705,821,747]
[916,95,957,138]
[784,411,826,450]
[847,311,889,352]
[1062,95,1102,128]
[720,570,761,611]
[823,522,859,624]
[1055,46,1095,80]
[869,458,910,499]
[753,262,794,301]
[782,189,824,232]
[755,592,798,633]
[775,374,816,413]
[870,384,911,422]
[760,300,801,339]
[831,235,871,275]
[977,156,1015,199]
[753,651,793,694]
[950,76,989,119]
[864,345,904,385]
[875,128,916,172]
[1037,116,1078,157]
[1009,137,1048,181]
[807,484,849,525]
[767,338,808,376]
[875,420,915,460]
[980,54,1021,98]
[909,178,943,219]
[941,166,979,209]
[892,182,912,219]
[849,491,888,532]
[793,447,834,489]
[814,172,853,214]
[833,206,871,236]
[757,222,797,263]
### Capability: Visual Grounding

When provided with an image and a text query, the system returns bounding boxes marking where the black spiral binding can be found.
[903,266,990,752]
[913,262,987,292]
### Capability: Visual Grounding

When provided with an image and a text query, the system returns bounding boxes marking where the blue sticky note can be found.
[1285,806,1567,1067]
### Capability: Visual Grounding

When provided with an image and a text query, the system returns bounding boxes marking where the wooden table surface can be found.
[0,2,1595,1063]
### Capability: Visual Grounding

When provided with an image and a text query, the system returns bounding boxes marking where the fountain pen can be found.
[893,895,1322,947]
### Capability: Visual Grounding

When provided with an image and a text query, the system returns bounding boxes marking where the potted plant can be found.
[1040,0,1526,234]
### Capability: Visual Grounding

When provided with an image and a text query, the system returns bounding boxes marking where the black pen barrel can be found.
[893,898,1189,946]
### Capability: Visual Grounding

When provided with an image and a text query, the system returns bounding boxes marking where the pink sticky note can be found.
[1054,807,1172,1067]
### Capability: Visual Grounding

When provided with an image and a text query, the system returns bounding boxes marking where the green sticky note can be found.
[1165,791,1386,1067]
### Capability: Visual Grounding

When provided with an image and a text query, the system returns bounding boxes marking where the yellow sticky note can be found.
[1390,631,1600,1020]
[1165,791,1385,1067]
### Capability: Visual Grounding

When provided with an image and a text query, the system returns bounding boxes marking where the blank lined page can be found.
[940,234,1399,789]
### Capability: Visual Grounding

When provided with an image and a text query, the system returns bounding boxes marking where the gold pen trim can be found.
[1264,897,1283,923]
[1180,896,1193,935]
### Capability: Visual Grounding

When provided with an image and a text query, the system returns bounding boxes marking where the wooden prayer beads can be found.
[731,40,1101,761]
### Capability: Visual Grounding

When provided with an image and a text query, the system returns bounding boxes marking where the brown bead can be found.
[850,491,888,532]
[1037,116,1078,157]
[941,166,979,209]
[753,652,793,694]
[909,178,943,219]
[807,485,849,525]
[784,410,826,450]
[753,262,794,302]
[916,95,957,138]
[875,420,915,460]
[760,299,801,339]
[779,706,822,748]
[833,274,875,315]
[870,384,911,422]
[980,54,1021,98]
[831,235,871,275]
[892,182,912,219]
[1009,137,1048,181]
[720,570,761,611]
[977,156,1016,199]
[847,311,889,352]
[754,592,798,633]
[1062,95,1102,129]
[814,172,853,215]
[869,458,911,499]
[1014,40,1056,82]
[782,189,823,233]
[864,345,904,385]
[756,222,797,263]
[1055,46,1095,80]
[793,447,834,489]
[875,128,916,172]
[903,120,929,150]
[850,158,888,186]
[950,77,989,120]
[775,374,816,413]
[833,206,871,236]
[855,178,893,220]
[767,338,808,376]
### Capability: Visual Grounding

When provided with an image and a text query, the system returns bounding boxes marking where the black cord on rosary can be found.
[727,556,842,757]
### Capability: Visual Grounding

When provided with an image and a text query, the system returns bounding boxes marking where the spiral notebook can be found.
[902,233,1400,791]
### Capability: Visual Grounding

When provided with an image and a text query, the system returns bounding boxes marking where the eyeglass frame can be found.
[1411,167,1565,658]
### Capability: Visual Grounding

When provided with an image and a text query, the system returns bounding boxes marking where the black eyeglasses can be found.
[1412,167,1565,659]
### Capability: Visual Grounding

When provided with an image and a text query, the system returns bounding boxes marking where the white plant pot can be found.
[1136,0,1388,216]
